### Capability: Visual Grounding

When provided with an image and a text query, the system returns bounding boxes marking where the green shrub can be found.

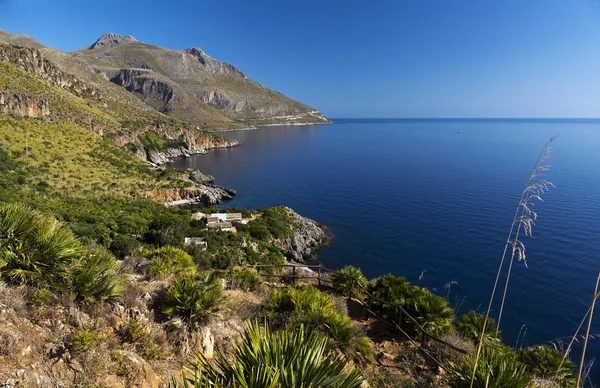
[447,346,531,388]
[0,203,81,289]
[412,290,455,337]
[70,247,125,303]
[121,318,166,360]
[369,273,455,337]
[518,345,576,386]
[70,328,102,353]
[171,322,363,388]
[369,273,417,319]
[224,268,263,291]
[163,274,224,325]
[266,286,373,364]
[109,234,140,258]
[31,288,52,306]
[331,265,368,298]
[457,311,502,344]
[210,246,244,270]
[147,246,196,279]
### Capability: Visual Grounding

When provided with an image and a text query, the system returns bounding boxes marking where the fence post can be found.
[364,295,372,320]
[347,278,354,301]
[317,265,322,287]
[292,266,296,285]
[397,308,403,336]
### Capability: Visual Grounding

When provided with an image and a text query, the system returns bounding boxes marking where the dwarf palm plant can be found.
[172,322,364,388]
[518,345,576,386]
[457,311,502,344]
[448,346,531,388]
[70,247,125,303]
[163,273,224,325]
[412,289,455,337]
[331,265,369,298]
[0,203,81,289]
[148,245,196,279]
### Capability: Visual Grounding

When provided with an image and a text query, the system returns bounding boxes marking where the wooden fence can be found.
[250,263,467,372]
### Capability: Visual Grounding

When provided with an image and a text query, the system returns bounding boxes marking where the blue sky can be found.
[1,0,600,118]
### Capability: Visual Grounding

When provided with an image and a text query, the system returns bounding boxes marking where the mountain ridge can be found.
[0,28,329,128]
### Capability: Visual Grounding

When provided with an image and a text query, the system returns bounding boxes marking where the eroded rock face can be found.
[0,45,104,102]
[110,69,174,108]
[185,48,245,77]
[0,92,49,118]
[150,184,236,206]
[114,125,239,165]
[280,207,330,263]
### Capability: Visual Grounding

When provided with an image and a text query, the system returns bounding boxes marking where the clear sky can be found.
[1,0,600,118]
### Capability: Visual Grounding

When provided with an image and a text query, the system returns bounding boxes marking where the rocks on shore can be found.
[280,207,330,263]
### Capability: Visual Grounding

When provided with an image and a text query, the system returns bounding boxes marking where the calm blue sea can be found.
[172,119,600,379]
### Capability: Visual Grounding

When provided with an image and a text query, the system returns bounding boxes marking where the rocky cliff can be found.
[0,92,49,118]
[113,124,239,165]
[280,207,331,263]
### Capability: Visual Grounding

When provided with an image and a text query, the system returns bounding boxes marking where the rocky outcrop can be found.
[185,48,245,77]
[89,33,139,50]
[151,184,236,206]
[280,207,330,263]
[115,124,239,165]
[110,69,174,107]
[0,92,49,118]
[189,170,215,184]
[196,90,249,112]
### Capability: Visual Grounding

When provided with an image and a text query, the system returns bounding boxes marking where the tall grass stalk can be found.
[470,136,556,388]
[554,292,600,381]
[576,271,599,387]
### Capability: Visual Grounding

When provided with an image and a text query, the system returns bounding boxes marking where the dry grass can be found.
[471,137,557,385]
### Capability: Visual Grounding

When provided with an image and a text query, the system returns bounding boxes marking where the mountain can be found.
[72,33,329,127]
[0,30,329,129]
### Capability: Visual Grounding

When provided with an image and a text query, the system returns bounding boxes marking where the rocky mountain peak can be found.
[184,47,245,77]
[89,33,139,50]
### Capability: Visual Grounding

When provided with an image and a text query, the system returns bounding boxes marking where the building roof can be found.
[207,216,221,224]
[207,221,233,229]
[191,212,207,220]
[184,237,207,245]
[226,213,243,220]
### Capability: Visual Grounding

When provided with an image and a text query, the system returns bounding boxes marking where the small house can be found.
[207,221,234,232]
[184,237,207,248]
[225,213,243,222]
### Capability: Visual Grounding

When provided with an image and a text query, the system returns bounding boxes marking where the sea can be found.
[171,118,600,380]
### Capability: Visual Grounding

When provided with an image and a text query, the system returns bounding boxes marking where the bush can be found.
[266,286,373,364]
[171,322,363,388]
[70,247,126,303]
[223,268,263,291]
[331,265,368,298]
[518,345,576,385]
[448,346,531,388]
[369,273,417,319]
[369,273,455,337]
[162,274,224,325]
[70,328,102,353]
[147,246,196,279]
[412,290,455,337]
[31,288,52,306]
[0,203,81,290]
[457,311,502,344]
[109,234,140,259]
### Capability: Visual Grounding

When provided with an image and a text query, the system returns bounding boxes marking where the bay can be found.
[171,118,600,379]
